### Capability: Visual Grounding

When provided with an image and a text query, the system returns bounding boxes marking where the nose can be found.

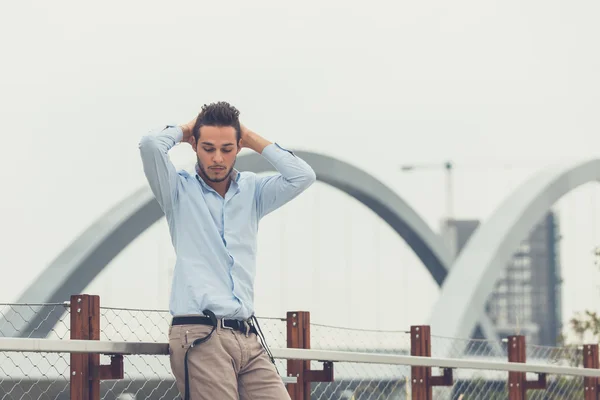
[213,150,224,164]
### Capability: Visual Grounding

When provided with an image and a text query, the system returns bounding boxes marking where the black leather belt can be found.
[172,315,256,335]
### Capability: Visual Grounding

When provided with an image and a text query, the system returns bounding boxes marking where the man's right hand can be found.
[179,117,197,148]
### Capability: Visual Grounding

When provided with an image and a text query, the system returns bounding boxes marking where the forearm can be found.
[140,126,183,153]
[261,143,316,186]
[242,130,272,154]
[179,123,193,143]
[242,127,314,183]
[255,143,316,218]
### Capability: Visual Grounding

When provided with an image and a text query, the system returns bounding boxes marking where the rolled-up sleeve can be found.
[255,143,316,219]
[139,126,183,214]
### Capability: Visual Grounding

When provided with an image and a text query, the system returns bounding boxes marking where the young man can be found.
[138,102,316,400]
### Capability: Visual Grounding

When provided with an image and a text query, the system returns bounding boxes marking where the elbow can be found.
[306,167,317,187]
[299,167,317,190]
[138,134,166,159]
[283,168,316,194]
[138,133,157,150]
[138,136,155,161]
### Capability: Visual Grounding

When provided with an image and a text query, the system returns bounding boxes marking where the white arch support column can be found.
[429,159,600,357]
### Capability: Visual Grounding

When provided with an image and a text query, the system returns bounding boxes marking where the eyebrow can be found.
[201,142,235,147]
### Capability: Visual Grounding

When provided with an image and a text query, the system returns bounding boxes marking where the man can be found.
[138,101,316,400]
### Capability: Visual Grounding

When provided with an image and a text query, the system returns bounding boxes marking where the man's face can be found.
[194,125,240,183]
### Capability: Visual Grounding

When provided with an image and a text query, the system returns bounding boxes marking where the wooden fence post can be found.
[507,335,546,400]
[583,344,599,400]
[286,311,333,400]
[287,311,311,400]
[70,294,97,399]
[69,294,123,400]
[410,325,452,400]
[507,335,526,400]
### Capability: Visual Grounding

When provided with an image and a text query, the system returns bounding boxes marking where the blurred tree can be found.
[567,246,600,344]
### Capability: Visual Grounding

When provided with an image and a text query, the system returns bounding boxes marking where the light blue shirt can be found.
[139,126,316,319]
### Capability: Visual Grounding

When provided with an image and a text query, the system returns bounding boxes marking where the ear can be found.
[191,136,197,151]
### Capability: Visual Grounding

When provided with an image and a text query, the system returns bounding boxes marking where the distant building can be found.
[441,212,563,346]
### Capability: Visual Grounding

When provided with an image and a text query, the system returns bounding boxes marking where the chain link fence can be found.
[99,306,176,400]
[0,302,70,339]
[526,343,585,399]
[0,349,71,400]
[427,334,587,400]
[0,303,71,399]
[431,334,507,360]
[310,323,412,399]
[0,302,597,399]
[428,334,505,399]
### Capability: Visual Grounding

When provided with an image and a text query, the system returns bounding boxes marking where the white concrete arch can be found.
[429,158,600,356]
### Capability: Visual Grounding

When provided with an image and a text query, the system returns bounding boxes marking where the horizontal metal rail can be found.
[1,337,599,379]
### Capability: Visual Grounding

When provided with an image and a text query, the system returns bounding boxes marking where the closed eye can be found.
[203,148,232,153]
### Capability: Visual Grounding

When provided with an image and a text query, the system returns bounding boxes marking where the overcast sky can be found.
[1,0,599,343]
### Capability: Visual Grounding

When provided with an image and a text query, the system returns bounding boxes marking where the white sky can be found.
[1,0,599,343]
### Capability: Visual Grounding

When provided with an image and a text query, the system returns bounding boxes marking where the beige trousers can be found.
[168,322,291,400]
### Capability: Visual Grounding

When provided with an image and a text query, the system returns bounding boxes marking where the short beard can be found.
[197,157,235,183]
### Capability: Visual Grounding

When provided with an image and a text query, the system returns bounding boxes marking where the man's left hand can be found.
[238,123,272,154]
[239,123,251,148]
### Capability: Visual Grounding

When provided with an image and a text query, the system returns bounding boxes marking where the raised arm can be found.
[242,125,316,219]
[138,119,196,214]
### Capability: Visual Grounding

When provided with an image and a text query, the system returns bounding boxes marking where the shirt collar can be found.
[194,163,240,191]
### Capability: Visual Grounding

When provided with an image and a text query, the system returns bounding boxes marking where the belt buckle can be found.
[221,319,234,330]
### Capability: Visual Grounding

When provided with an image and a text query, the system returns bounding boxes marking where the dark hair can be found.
[192,101,241,143]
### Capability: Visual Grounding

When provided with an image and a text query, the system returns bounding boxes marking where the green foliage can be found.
[566,246,600,344]
[570,310,600,342]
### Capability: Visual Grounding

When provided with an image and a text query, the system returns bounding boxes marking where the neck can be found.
[199,171,231,197]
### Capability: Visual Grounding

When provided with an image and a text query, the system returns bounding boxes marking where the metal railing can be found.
[2,338,600,399]
[2,296,600,400]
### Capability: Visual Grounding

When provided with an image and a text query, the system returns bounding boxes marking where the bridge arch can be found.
[6,150,483,338]
[0,151,496,346]
[429,158,600,356]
